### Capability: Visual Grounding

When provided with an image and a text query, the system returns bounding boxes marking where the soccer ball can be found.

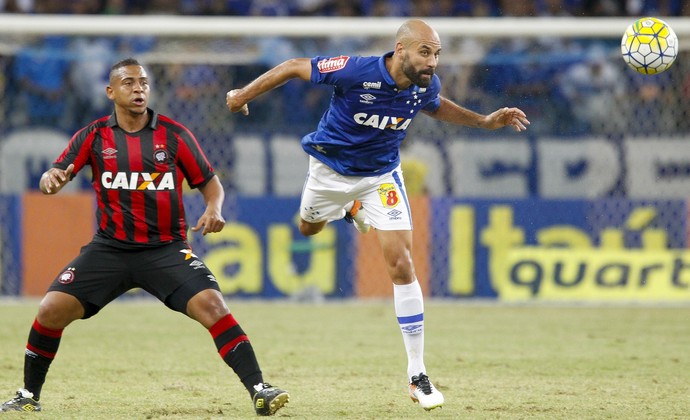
[621,17,678,75]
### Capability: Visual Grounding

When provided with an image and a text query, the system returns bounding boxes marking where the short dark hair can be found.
[109,57,142,80]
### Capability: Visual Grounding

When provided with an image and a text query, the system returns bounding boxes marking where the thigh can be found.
[135,242,220,314]
[359,165,413,231]
[47,242,132,318]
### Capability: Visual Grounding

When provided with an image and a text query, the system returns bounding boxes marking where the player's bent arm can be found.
[193,175,226,235]
[227,58,312,114]
[199,175,225,215]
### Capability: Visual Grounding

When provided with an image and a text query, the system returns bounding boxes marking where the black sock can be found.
[24,319,63,401]
[209,314,263,397]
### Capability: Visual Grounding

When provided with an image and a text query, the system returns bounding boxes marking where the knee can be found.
[386,254,415,285]
[36,292,83,329]
[187,289,230,328]
[390,265,415,285]
[299,220,324,236]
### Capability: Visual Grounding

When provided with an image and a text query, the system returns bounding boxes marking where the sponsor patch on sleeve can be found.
[316,55,350,73]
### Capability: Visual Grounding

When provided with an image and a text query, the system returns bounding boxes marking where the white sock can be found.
[393,279,426,381]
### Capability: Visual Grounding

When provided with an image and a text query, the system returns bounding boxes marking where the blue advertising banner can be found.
[0,194,22,296]
[4,193,689,301]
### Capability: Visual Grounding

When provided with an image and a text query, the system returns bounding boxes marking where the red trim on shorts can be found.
[209,314,238,338]
[32,319,63,338]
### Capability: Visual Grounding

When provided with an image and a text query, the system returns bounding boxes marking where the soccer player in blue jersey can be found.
[226,19,529,411]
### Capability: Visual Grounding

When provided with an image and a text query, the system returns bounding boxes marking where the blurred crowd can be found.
[0,0,688,152]
[0,0,688,17]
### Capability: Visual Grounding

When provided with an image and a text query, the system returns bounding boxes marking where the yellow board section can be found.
[496,248,690,301]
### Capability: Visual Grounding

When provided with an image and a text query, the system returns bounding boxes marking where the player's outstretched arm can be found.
[425,96,530,132]
[39,163,74,195]
[226,57,312,116]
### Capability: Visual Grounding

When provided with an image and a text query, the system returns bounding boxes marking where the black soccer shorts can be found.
[47,240,221,318]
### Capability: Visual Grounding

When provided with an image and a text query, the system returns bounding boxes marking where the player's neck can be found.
[115,108,150,133]
[385,55,413,90]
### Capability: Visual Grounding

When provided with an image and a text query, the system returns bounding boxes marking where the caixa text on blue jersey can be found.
[353,113,412,131]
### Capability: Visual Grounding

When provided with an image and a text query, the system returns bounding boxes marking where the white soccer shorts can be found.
[299,156,412,231]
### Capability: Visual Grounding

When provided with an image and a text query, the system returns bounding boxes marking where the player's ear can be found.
[105,85,114,100]
[394,42,405,57]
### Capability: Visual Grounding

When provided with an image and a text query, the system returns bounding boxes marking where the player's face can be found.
[106,65,150,116]
[401,41,441,88]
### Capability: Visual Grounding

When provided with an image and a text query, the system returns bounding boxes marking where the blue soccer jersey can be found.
[302,52,441,176]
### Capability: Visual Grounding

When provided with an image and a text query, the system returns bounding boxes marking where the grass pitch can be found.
[1,299,689,419]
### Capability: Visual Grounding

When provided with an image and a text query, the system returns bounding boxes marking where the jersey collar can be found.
[107,108,159,130]
[378,51,397,87]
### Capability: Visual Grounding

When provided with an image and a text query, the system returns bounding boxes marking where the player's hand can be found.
[192,209,225,236]
[485,107,530,132]
[226,89,249,116]
[41,163,74,194]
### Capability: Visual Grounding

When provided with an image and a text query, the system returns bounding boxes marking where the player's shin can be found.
[24,318,64,401]
[208,314,263,396]
[393,280,426,379]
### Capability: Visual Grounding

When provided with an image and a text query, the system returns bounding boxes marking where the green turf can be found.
[1,299,689,419]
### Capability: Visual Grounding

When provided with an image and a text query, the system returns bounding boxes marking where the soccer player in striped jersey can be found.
[226,19,529,411]
[1,58,288,416]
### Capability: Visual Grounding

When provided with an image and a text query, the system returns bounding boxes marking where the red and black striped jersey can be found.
[54,109,215,247]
